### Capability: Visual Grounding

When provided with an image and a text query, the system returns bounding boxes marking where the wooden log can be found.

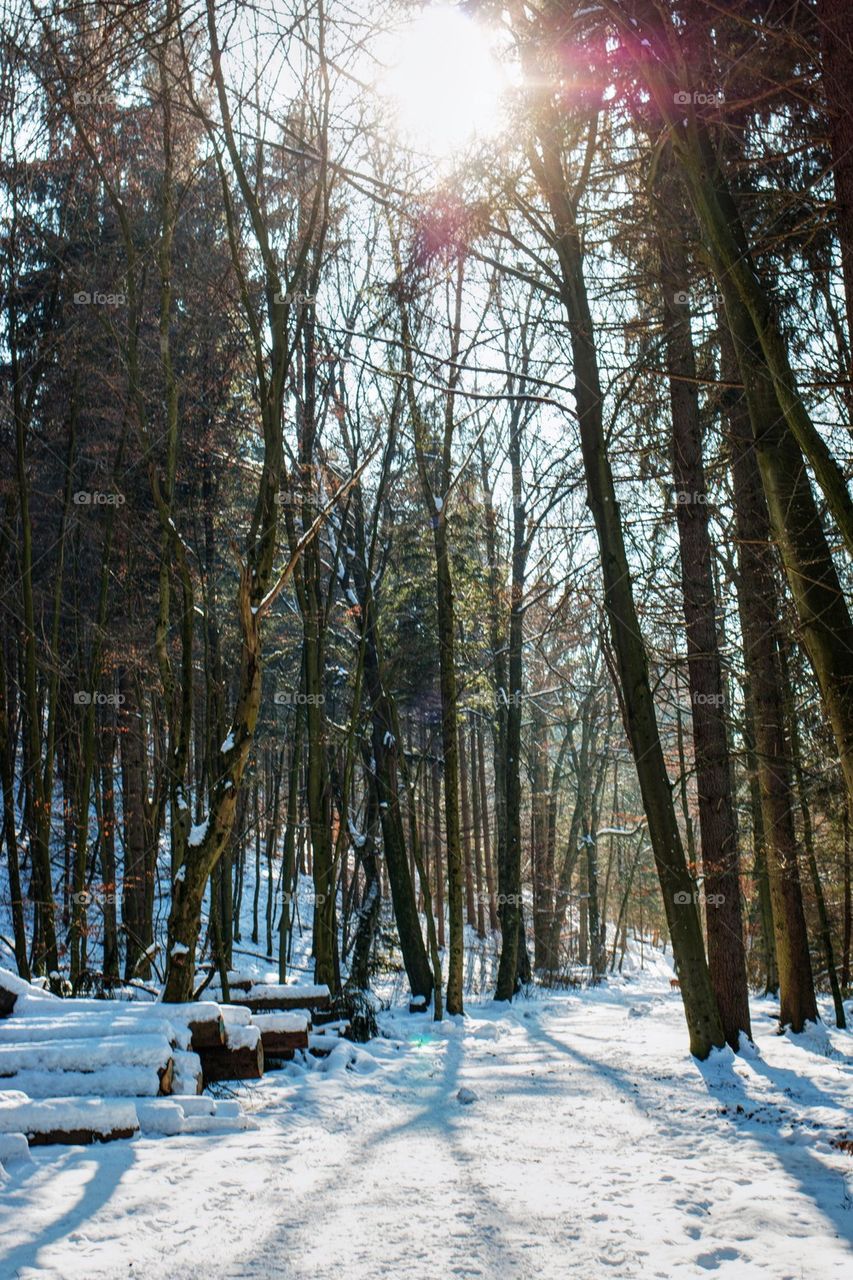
[235,984,331,1014]
[220,1005,252,1027]
[0,1012,190,1049]
[198,1039,264,1084]
[185,1015,226,1051]
[153,1002,226,1051]
[0,1097,139,1146]
[310,1008,342,1026]
[157,1057,175,1095]
[171,1051,203,1096]
[3,1064,171,1098]
[259,1029,308,1055]
[0,967,49,1018]
[28,1124,138,1146]
[0,1032,174,1076]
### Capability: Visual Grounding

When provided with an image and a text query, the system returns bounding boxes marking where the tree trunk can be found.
[529,106,724,1057]
[658,190,751,1046]
[723,324,818,1032]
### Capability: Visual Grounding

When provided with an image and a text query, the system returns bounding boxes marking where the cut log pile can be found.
[0,967,348,1155]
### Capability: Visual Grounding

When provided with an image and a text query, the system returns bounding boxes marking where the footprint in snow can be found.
[696,1247,742,1270]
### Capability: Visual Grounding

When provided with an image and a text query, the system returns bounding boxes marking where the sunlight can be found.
[381,5,510,157]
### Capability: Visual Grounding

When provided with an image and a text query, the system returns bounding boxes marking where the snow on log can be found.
[252,1012,309,1057]
[0,1096,139,1146]
[136,1096,255,1135]
[0,967,56,1018]
[171,1051,203,1096]
[219,1004,252,1027]
[234,983,331,1013]
[0,1131,31,1168]
[135,1099,186,1136]
[2,1063,173,1099]
[0,1013,191,1051]
[0,1032,174,1077]
[206,972,255,993]
[307,1022,350,1057]
[197,1024,263,1083]
[250,1012,310,1034]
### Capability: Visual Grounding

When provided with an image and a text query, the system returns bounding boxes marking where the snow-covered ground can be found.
[1,952,851,1280]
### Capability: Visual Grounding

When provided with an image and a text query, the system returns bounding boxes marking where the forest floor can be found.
[0,944,851,1280]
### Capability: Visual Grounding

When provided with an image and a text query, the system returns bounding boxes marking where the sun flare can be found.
[381,6,510,157]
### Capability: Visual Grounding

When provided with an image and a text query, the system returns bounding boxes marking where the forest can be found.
[0,3,852,1277]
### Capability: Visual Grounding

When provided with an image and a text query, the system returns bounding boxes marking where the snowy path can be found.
[1,975,851,1279]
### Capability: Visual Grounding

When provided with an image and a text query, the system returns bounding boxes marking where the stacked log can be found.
[251,1012,310,1059]
[231,982,331,1015]
[197,1024,264,1084]
[0,1095,140,1146]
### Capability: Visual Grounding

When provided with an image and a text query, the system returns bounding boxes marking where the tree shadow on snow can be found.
[0,1140,137,1277]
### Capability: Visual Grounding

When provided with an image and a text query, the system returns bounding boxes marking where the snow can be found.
[134,1097,254,1137]
[250,1012,310,1034]
[224,1024,261,1051]
[0,966,850,1278]
[0,1132,31,1171]
[0,1096,138,1138]
[0,1012,191,1050]
[0,1033,172,1075]
[187,820,208,848]
[0,968,56,1004]
[6,1066,165,1099]
[170,1051,202,1096]
[170,942,190,958]
[219,1004,252,1027]
[243,982,329,1002]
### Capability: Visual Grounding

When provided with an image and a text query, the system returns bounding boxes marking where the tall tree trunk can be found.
[528,104,724,1056]
[0,634,28,978]
[781,643,846,1029]
[119,669,153,981]
[658,187,751,1046]
[742,691,779,995]
[530,701,550,971]
[817,0,853,390]
[469,716,486,938]
[98,728,119,986]
[723,326,818,1032]
[459,719,477,930]
[477,722,499,932]
[495,397,529,999]
[349,516,433,1000]
[842,802,851,991]
[279,707,304,982]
